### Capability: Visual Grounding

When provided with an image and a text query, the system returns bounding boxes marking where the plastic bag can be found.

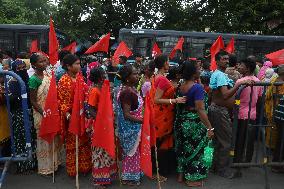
[203,140,214,168]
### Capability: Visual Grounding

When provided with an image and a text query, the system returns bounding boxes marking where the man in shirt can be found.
[208,50,253,179]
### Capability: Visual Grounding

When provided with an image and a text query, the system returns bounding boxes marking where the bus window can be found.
[0,31,14,52]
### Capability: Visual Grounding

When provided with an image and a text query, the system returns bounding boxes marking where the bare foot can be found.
[185,180,204,187]
[177,173,183,183]
[152,174,167,182]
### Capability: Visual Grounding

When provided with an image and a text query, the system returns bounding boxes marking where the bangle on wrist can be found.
[170,99,173,104]
[207,128,214,131]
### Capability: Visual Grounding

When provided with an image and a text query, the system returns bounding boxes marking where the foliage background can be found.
[1,0,283,41]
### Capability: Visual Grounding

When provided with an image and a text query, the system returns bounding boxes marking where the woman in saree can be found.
[175,60,214,187]
[150,54,186,180]
[86,67,117,188]
[116,65,143,186]
[58,54,92,177]
[8,59,37,173]
[28,53,63,175]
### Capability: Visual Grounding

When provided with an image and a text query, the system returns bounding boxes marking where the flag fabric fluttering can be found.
[169,36,184,59]
[112,41,133,65]
[265,49,284,66]
[49,17,59,66]
[30,39,39,54]
[210,36,225,71]
[140,94,153,178]
[62,42,77,54]
[152,42,162,58]
[85,33,110,54]
[68,73,86,136]
[225,37,235,54]
[92,80,116,159]
[39,72,61,143]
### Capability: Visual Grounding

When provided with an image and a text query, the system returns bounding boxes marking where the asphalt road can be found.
[3,166,284,189]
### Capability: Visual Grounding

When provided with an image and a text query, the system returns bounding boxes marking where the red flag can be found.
[92,80,116,158]
[39,72,61,143]
[49,17,59,66]
[112,41,132,65]
[30,39,39,54]
[225,37,235,54]
[210,36,225,71]
[85,33,110,54]
[62,42,77,54]
[69,73,86,136]
[169,36,184,59]
[152,42,162,58]
[140,94,153,178]
[265,49,284,66]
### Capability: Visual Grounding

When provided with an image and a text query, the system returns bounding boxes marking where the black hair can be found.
[17,52,29,59]
[135,53,142,58]
[0,52,3,59]
[119,55,127,64]
[62,54,80,70]
[215,50,228,61]
[4,50,13,58]
[202,60,210,70]
[89,67,105,84]
[167,66,180,81]
[117,64,133,83]
[59,50,72,62]
[154,54,168,69]
[228,54,237,67]
[182,60,197,80]
[240,58,256,74]
[30,53,41,65]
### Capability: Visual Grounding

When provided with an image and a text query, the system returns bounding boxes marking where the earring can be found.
[127,80,129,83]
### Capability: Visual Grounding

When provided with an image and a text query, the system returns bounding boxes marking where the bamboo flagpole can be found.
[115,134,122,186]
[52,140,55,183]
[76,135,79,189]
[154,145,162,189]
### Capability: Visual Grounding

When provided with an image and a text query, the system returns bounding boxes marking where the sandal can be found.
[185,180,204,187]
[152,174,167,183]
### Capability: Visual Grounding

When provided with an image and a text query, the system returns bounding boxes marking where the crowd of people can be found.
[0,49,284,188]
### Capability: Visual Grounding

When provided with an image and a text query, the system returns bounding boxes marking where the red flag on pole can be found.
[112,41,133,65]
[152,42,162,58]
[62,42,77,54]
[265,49,284,66]
[140,94,153,178]
[225,37,235,54]
[69,73,86,136]
[169,36,184,59]
[30,39,39,54]
[85,33,111,54]
[210,36,225,71]
[39,72,61,143]
[49,17,59,66]
[92,80,116,158]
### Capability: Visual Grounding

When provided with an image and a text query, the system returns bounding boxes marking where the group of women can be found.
[0,52,214,188]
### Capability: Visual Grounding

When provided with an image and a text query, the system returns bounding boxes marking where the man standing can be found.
[208,50,252,178]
